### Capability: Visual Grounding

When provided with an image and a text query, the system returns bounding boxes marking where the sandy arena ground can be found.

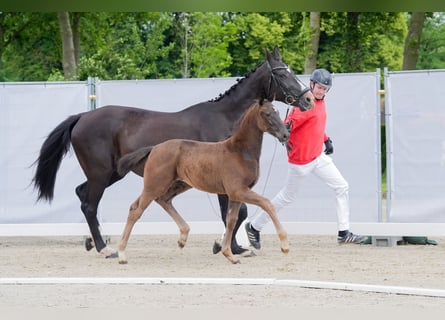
[1,234,445,317]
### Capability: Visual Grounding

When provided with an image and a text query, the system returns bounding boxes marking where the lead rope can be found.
[251,106,291,215]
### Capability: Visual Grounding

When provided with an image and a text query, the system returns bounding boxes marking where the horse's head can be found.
[257,100,289,144]
[265,46,315,112]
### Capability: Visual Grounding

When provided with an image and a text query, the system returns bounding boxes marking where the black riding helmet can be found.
[310,68,332,89]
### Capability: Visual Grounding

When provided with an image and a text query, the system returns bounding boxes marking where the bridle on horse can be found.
[266,61,311,110]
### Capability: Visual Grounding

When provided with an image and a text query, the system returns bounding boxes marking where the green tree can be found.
[267,12,308,74]
[0,13,32,81]
[78,12,174,80]
[403,12,426,70]
[304,12,321,74]
[417,12,445,69]
[58,12,77,80]
[318,12,407,73]
[186,12,236,78]
[1,13,61,81]
[4,12,445,82]
[228,12,294,76]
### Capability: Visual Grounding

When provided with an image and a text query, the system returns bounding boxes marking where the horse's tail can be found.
[117,146,153,176]
[31,114,82,202]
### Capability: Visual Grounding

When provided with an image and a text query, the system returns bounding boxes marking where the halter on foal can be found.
[116,100,290,264]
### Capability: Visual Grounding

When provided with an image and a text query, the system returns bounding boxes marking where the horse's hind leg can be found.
[75,183,95,251]
[75,177,119,258]
[156,181,192,248]
[156,199,190,249]
[117,193,153,264]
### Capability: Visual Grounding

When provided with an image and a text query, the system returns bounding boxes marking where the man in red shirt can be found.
[245,68,367,249]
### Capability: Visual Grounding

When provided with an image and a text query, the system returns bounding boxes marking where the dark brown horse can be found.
[116,101,290,264]
[32,46,314,258]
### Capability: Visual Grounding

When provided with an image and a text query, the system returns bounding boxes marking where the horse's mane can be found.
[208,61,265,102]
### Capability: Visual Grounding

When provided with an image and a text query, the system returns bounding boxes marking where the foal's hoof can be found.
[118,252,127,264]
[177,240,186,249]
[281,247,290,254]
[84,237,94,251]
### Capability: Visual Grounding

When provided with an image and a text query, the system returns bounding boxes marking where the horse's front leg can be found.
[156,181,192,248]
[221,201,242,264]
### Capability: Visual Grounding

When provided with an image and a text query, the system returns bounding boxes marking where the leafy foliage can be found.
[417,12,445,69]
[0,12,443,81]
[317,13,407,73]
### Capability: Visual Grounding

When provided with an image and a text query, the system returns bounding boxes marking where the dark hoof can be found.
[213,241,222,254]
[105,252,119,259]
[213,241,256,257]
[85,237,94,251]
[231,245,249,255]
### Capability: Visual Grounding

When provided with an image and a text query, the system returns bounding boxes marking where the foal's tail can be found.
[117,146,153,176]
[31,114,82,202]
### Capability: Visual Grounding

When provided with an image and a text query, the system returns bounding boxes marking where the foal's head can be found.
[256,101,289,144]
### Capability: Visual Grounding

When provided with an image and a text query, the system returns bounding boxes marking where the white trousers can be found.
[250,153,350,232]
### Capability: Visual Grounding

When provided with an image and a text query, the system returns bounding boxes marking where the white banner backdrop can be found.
[0,73,381,235]
[95,73,381,226]
[0,82,88,224]
[385,69,445,222]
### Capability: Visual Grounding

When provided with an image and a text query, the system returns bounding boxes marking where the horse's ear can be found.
[265,48,272,60]
[273,46,281,60]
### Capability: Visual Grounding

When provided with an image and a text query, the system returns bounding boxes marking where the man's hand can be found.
[324,138,333,155]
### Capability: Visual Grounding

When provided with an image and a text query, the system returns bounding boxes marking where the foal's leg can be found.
[220,201,242,264]
[216,194,249,255]
[117,193,153,264]
[155,181,192,248]
[233,189,289,253]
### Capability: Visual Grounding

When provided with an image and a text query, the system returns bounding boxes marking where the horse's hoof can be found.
[213,241,222,254]
[281,247,290,254]
[240,250,256,258]
[232,247,250,256]
[118,260,128,265]
[100,246,117,258]
[177,241,186,249]
[231,259,241,264]
[105,252,119,259]
[231,245,250,255]
[84,237,94,251]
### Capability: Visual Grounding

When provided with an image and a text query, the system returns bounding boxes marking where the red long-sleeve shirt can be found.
[285,99,328,165]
